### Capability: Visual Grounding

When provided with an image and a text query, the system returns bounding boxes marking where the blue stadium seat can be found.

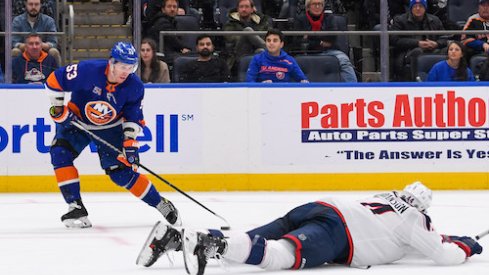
[175,15,201,51]
[172,56,197,82]
[470,54,487,80]
[447,0,479,27]
[415,54,447,81]
[237,55,254,82]
[295,54,341,82]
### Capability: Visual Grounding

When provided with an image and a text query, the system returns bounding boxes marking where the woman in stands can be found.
[427,41,475,81]
[140,38,170,83]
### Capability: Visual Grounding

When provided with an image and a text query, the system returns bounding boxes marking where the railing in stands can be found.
[158,29,489,82]
[1,0,74,83]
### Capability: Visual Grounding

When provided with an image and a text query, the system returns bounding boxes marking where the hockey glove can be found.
[117,139,139,171]
[49,106,77,127]
[442,235,483,257]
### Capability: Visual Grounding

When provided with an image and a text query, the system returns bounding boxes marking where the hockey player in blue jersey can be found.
[246,28,309,83]
[45,41,181,228]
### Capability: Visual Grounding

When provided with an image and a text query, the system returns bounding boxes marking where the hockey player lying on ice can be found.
[136,182,483,275]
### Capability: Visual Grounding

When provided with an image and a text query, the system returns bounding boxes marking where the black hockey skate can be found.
[182,229,227,275]
[136,221,182,267]
[61,199,92,228]
[156,197,181,226]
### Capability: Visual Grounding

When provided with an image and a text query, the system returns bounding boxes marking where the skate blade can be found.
[182,229,200,275]
[62,217,92,228]
[136,221,168,267]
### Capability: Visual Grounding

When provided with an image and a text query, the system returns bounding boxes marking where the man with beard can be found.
[177,35,231,82]
[12,0,61,66]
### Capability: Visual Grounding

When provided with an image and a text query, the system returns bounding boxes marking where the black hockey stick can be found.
[475,229,489,240]
[70,120,231,230]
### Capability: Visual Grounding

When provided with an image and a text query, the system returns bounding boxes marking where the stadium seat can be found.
[295,54,341,82]
[237,55,254,82]
[172,56,198,82]
[470,54,487,80]
[175,15,201,51]
[415,54,447,81]
[331,14,349,55]
[447,0,479,27]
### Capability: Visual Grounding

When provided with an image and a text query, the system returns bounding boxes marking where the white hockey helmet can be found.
[400,181,432,212]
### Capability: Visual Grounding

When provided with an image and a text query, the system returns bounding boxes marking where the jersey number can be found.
[66,64,78,80]
[361,202,394,215]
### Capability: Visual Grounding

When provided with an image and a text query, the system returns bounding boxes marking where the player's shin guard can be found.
[54,166,81,203]
[109,169,181,225]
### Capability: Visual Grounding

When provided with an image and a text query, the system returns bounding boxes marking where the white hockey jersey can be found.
[318,192,467,267]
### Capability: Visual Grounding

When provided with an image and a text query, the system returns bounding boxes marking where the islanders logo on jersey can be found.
[276,71,285,80]
[84,101,117,125]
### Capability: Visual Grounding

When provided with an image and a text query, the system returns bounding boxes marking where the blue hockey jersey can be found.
[246,50,308,83]
[45,59,145,128]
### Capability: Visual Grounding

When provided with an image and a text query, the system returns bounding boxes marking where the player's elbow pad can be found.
[123,122,142,140]
[45,84,65,107]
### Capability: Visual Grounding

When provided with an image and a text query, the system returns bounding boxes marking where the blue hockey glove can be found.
[50,106,77,127]
[442,235,483,257]
[117,139,139,171]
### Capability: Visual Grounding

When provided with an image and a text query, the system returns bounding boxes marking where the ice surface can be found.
[1,191,488,275]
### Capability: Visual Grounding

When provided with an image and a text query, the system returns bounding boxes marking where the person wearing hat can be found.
[462,0,489,57]
[390,0,447,81]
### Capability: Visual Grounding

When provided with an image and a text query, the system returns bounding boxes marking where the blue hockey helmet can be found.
[111,41,138,65]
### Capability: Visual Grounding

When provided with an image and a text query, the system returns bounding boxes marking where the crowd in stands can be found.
[3,0,489,83]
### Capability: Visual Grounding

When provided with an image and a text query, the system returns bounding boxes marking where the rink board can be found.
[1,83,489,191]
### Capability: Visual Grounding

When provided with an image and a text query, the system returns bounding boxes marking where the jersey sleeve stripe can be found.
[46,73,63,91]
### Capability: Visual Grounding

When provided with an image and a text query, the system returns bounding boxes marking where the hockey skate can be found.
[156,196,182,226]
[136,221,182,267]
[182,229,227,275]
[61,199,92,228]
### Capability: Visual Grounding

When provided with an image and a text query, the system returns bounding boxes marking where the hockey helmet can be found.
[400,181,432,212]
[110,41,138,73]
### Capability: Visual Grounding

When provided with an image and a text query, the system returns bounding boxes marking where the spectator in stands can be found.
[145,0,191,65]
[13,0,56,18]
[427,41,475,81]
[12,0,61,66]
[178,35,231,82]
[390,0,447,81]
[292,0,357,82]
[143,0,189,32]
[462,0,489,57]
[12,33,58,84]
[140,38,170,83]
[223,0,271,71]
[246,29,309,83]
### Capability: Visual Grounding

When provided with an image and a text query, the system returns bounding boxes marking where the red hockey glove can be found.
[442,235,483,257]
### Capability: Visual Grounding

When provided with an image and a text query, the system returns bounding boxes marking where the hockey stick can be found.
[475,229,489,240]
[70,120,231,230]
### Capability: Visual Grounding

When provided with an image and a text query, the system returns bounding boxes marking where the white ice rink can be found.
[1,191,488,275]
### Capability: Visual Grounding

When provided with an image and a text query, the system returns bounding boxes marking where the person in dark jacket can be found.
[178,35,231,83]
[246,29,309,83]
[390,0,447,81]
[223,0,271,71]
[292,0,357,82]
[145,0,191,64]
[12,33,58,84]
[462,0,489,57]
